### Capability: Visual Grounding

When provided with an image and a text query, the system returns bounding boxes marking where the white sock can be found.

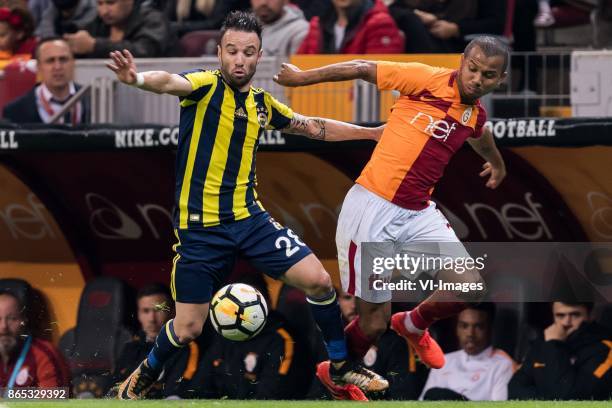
[403,311,424,335]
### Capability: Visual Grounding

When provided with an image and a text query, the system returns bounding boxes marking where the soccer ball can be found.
[209,283,268,341]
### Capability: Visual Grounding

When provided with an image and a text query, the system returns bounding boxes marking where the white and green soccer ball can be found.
[209,283,268,341]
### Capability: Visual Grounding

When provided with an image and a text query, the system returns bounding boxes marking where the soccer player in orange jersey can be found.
[275,36,508,393]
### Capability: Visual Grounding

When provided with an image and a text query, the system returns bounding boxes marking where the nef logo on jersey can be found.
[410,112,458,141]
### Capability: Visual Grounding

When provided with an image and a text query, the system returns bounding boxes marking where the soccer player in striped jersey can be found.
[107,11,387,401]
[274,36,508,383]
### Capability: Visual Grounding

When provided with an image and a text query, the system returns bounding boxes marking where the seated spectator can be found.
[197,310,311,399]
[509,302,612,400]
[164,0,249,36]
[421,303,515,401]
[0,6,36,58]
[290,0,331,20]
[309,292,428,400]
[387,0,505,53]
[109,283,200,399]
[63,0,175,58]
[252,0,309,56]
[3,37,90,125]
[195,276,311,400]
[0,290,70,388]
[297,0,404,54]
[36,0,97,38]
[27,0,51,24]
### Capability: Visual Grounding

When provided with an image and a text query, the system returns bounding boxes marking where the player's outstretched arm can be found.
[467,127,506,189]
[284,113,383,142]
[106,49,192,96]
[273,60,377,87]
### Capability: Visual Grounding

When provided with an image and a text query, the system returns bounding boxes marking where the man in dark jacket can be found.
[3,37,90,125]
[63,0,175,57]
[196,310,312,399]
[109,283,200,398]
[388,0,506,53]
[508,302,612,400]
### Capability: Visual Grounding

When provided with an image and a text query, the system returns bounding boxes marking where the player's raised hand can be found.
[107,49,137,85]
[479,162,506,189]
[273,63,305,87]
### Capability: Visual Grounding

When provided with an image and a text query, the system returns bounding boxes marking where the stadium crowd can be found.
[0,0,611,124]
[0,276,610,400]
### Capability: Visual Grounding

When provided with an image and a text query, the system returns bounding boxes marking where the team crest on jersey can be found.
[461,106,473,125]
[256,105,268,128]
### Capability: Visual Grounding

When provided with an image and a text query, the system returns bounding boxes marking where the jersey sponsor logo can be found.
[410,112,458,141]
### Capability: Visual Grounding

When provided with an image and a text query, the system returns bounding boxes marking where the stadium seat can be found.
[179,30,221,57]
[59,276,132,397]
[595,303,612,332]
[0,60,37,119]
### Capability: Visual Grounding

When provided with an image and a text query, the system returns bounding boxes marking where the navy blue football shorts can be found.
[170,211,312,303]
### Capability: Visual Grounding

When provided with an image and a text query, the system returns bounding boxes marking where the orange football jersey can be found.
[356,62,487,210]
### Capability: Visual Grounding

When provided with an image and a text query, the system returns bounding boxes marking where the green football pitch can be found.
[0,401,610,408]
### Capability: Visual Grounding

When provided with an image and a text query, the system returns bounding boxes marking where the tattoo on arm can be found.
[310,118,326,140]
[288,115,326,140]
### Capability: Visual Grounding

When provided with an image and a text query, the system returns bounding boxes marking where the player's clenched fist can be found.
[273,63,305,87]
[107,49,138,85]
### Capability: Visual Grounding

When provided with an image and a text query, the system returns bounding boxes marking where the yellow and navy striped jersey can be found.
[174,69,293,229]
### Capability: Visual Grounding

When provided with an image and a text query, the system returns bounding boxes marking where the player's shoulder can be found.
[179,68,221,79]
[252,86,266,95]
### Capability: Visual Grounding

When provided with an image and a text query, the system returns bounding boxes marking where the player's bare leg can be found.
[282,254,388,399]
[118,303,208,399]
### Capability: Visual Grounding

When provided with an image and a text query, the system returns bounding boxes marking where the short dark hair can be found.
[464,302,496,323]
[220,11,263,48]
[137,283,172,302]
[554,301,594,314]
[464,35,510,73]
[34,36,72,60]
[0,289,25,317]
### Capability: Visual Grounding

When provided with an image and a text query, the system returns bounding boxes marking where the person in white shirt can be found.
[420,303,516,401]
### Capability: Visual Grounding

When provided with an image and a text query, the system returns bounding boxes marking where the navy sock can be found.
[146,319,185,371]
[307,290,348,362]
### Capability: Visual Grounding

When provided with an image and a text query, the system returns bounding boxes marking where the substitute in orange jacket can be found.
[0,290,70,388]
[297,0,404,54]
